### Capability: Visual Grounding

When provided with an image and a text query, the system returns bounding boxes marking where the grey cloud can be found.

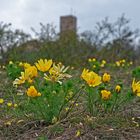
[0,0,140,34]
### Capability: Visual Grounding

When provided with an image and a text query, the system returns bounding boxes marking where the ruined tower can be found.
[60,15,77,42]
[60,15,77,33]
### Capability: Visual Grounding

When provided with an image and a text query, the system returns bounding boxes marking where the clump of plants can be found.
[6,59,81,124]
[88,58,107,73]
[115,59,133,68]
[4,58,140,126]
[80,67,140,116]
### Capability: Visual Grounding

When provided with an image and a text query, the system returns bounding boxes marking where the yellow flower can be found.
[76,103,79,106]
[130,61,133,65]
[35,59,52,72]
[88,58,92,62]
[115,85,121,93]
[81,69,89,79]
[101,90,111,100]
[13,66,37,85]
[76,130,81,137]
[13,72,27,85]
[0,98,4,104]
[14,104,18,107]
[102,60,106,64]
[2,65,5,69]
[13,70,30,85]
[116,61,120,67]
[7,102,12,107]
[19,62,23,67]
[81,69,102,87]
[9,61,13,65]
[93,65,96,68]
[27,86,41,97]
[44,63,71,84]
[102,73,111,83]
[132,79,140,97]
[100,64,104,67]
[65,107,69,111]
[122,59,126,63]
[92,58,96,62]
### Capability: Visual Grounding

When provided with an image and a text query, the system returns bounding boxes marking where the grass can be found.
[0,54,140,139]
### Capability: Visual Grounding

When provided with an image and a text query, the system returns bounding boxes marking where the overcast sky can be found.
[0,0,140,34]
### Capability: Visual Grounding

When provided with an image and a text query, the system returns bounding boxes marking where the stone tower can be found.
[60,15,77,33]
[60,15,77,43]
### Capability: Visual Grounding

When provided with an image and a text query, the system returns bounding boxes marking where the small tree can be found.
[31,23,57,43]
[81,17,112,48]
[0,22,31,61]
[0,22,13,57]
[80,14,139,61]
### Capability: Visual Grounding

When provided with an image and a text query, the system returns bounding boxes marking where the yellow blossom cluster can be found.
[116,59,126,67]
[81,69,112,100]
[0,98,18,108]
[13,59,72,98]
[81,69,126,100]
[14,59,71,86]
[115,59,133,67]
[88,58,107,68]
[100,60,107,68]
[88,58,96,62]
[81,66,140,102]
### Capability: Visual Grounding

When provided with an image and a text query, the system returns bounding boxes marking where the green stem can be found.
[64,90,81,119]
[58,85,85,119]
[111,93,118,113]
